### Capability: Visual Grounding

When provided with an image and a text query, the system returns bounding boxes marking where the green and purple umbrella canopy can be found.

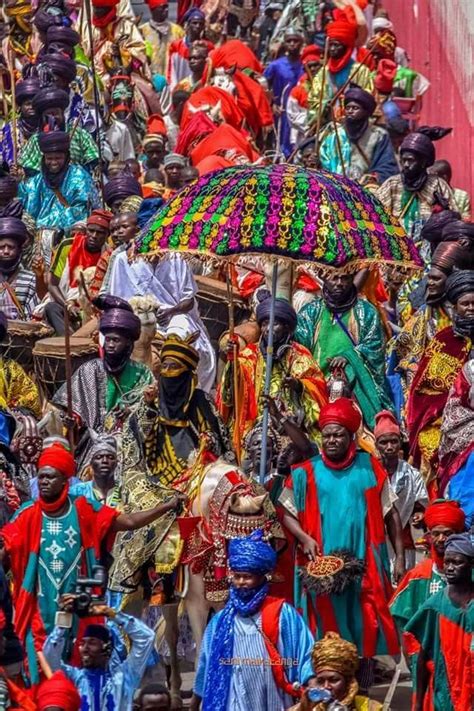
[135,164,422,271]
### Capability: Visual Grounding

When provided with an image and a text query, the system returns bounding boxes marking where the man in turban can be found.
[191,530,314,711]
[44,599,154,710]
[168,8,214,90]
[264,28,304,156]
[390,499,466,708]
[218,295,328,457]
[0,217,38,321]
[429,159,471,220]
[296,270,393,429]
[319,86,399,185]
[279,398,402,682]
[0,166,22,219]
[0,441,185,680]
[106,249,216,392]
[45,209,113,335]
[405,531,474,711]
[140,0,185,82]
[18,131,99,231]
[103,176,143,214]
[36,671,80,711]
[309,5,373,123]
[407,270,474,494]
[19,87,99,175]
[375,410,428,569]
[71,434,119,507]
[377,128,456,261]
[53,297,155,464]
[294,632,382,710]
[287,45,322,148]
[0,79,40,168]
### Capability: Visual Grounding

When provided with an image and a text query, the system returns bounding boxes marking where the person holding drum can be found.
[0,217,39,321]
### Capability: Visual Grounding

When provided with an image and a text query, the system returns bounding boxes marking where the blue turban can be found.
[445,533,474,558]
[256,297,297,331]
[228,530,277,574]
[184,7,205,22]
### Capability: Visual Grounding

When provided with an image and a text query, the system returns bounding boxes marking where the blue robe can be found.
[264,56,304,157]
[194,601,313,710]
[18,164,99,231]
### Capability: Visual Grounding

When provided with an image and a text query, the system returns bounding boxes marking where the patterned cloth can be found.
[309,60,374,120]
[0,266,39,320]
[18,165,99,231]
[141,19,185,77]
[389,460,428,529]
[44,611,155,711]
[295,297,393,428]
[0,357,41,418]
[19,127,99,174]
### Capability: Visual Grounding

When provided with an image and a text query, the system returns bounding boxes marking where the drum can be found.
[33,337,98,401]
[4,320,54,372]
[195,275,250,351]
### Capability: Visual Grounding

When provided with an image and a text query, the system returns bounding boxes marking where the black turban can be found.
[0,218,28,244]
[16,79,41,105]
[38,131,70,154]
[92,294,133,313]
[344,86,376,116]
[83,624,112,645]
[0,165,18,202]
[33,9,62,33]
[420,210,461,245]
[99,308,141,342]
[441,219,474,244]
[33,88,70,116]
[256,297,298,331]
[401,126,452,168]
[46,25,80,47]
[41,54,77,83]
[445,270,474,304]
[103,177,142,207]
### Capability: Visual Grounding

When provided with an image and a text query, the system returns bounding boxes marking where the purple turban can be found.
[401,126,452,168]
[441,220,474,244]
[420,209,461,245]
[16,79,42,105]
[46,25,80,47]
[33,88,70,116]
[33,9,63,33]
[41,54,77,83]
[0,218,28,244]
[93,294,133,313]
[103,177,142,207]
[445,270,474,304]
[38,131,70,154]
[344,87,376,116]
[99,308,141,342]
[256,297,297,331]
[0,167,18,202]
[228,530,277,574]
[183,7,205,22]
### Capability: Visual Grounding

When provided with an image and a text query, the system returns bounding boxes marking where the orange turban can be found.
[319,398,361,434]
[424,500,466,532]
[374,410,400,439]
[37,443,76,479]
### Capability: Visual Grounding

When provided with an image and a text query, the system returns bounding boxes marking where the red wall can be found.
[384,0,474,212]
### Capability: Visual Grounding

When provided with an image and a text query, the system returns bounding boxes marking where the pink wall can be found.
[384,0,474,211]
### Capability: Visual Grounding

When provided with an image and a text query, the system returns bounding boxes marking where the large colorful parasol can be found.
[135,164,422,271]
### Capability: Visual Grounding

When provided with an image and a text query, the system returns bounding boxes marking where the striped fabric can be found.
[0,267,39,320]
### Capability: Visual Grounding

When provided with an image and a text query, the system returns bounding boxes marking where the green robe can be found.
[295,297,393,428]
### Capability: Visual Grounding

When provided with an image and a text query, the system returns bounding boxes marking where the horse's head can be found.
[210,67,237,97]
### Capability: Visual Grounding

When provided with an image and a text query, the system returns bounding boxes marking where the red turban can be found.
[424,500,465,532]
[319,398,361,434]
[36,672,80,711]
[374,410,400,439]
[147,113,167,136]
[87,209,113,230]
[374,58,397,94]
[92,0,119,6]
[147,0,167,7]
[37,444,76,479]
[326,13,358,47]
[301,44,322,65]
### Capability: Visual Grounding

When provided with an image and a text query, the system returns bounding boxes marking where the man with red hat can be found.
[140,0,185,81]
[390,500,466,709]
[45,209,113,336]
[375,410,428,569]
[0,442,185,681]
[309,3,373,123]
[280,397,402,690]
[287,44,322,147]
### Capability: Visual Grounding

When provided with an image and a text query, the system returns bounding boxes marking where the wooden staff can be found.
[226,263,241,464]
[83,0,105,201]
[37,651,53,680]
[8,46,18,166]
[313,36,330,158]
[63,306,75,453]
[259,258,278,485]
[332,104,347,177]
[326,35,383,113]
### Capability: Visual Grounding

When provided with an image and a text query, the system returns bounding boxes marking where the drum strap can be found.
[53,189,71,209]
[0,281,25,320]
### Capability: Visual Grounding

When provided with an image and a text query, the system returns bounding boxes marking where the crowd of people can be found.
[0,0,472,709]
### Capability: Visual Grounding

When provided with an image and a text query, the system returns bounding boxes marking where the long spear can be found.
[8,47,18,166]
[259,259,278,485]
[226,263,241,464]
[313,36,329,159]
[83,0,105,201]
[63,306,75,453]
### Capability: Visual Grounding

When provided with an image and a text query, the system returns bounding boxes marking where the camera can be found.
[72,565,108,618]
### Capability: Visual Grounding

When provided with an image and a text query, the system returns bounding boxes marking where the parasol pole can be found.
[313,36,329,157]
[83,0,105,201]
[331,104,347,178]
[259,258,278,485]
[63,306,75,453]
[8,47,18,166]
[226,263,241,464]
